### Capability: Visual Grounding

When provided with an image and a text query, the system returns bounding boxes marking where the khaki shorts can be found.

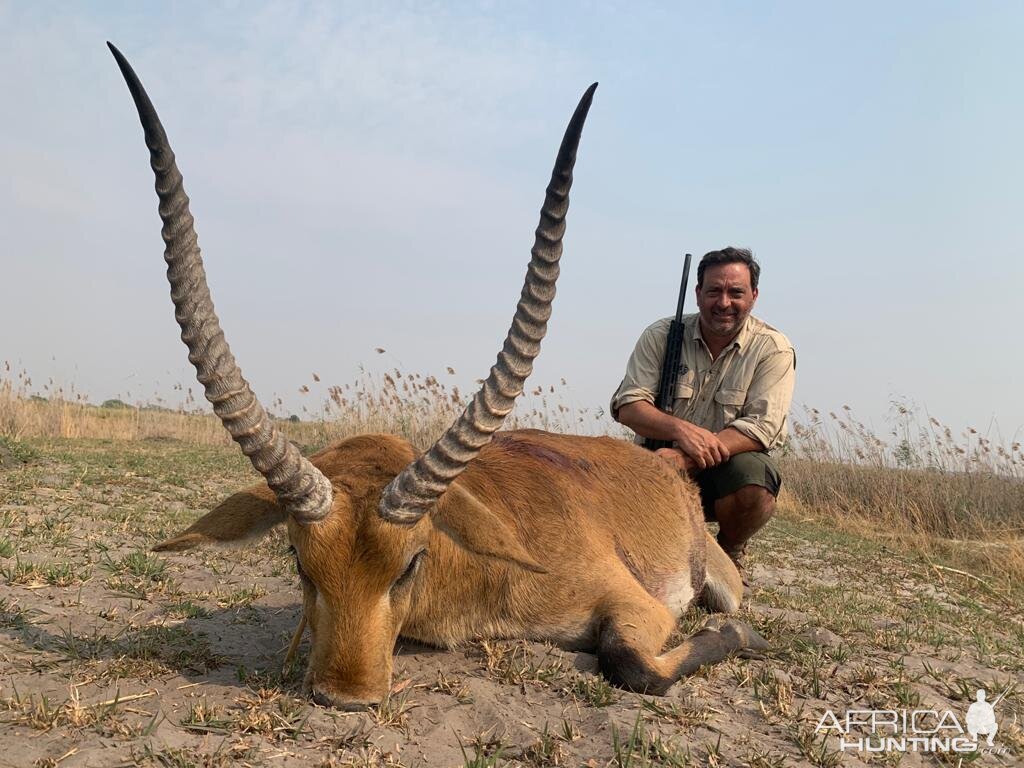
[696,452,781,521]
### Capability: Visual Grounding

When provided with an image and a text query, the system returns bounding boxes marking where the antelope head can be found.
[108,43,595,708]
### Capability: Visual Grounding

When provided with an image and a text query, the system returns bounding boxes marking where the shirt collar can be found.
[691,313,752,351]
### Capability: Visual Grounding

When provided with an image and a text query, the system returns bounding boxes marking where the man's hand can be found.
[672,421,730,469]
[615,401,731,470]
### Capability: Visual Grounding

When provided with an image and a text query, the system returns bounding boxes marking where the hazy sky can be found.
[2,2,1022,443]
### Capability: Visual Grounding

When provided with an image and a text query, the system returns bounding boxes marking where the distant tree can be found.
[101,399,130,409]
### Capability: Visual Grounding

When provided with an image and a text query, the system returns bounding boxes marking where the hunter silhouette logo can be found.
[816,685,1011,754]
[966,689,999,747]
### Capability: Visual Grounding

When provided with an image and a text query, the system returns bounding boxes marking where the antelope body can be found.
[108,42,766,710]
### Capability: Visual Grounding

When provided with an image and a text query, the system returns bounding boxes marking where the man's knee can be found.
[714,483,776,557]
[726,484,776,511]
[698,451,781,520]
[715,483,775,518]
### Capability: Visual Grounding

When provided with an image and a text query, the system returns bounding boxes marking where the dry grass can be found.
[3,362,1022,593]
[783,403,1024,592]
[0,362,613,451]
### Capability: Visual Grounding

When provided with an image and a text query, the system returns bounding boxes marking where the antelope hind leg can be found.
[596,589,769,696]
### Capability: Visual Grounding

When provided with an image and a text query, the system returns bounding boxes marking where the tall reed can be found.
[3,362,1020,588]
[782,403,1023,591]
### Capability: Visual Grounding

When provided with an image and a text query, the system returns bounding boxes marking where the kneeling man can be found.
[611,247,795,572]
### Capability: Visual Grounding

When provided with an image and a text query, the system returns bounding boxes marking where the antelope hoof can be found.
[718,618,770,652]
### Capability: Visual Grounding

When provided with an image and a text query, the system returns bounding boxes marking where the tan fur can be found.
[700,530,744,613]
[156,429,766,705]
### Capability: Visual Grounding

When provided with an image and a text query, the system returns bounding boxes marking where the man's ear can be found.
[433,483,546,573]
[153,483,286,551]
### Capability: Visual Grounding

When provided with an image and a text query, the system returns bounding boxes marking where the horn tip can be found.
[106,41,135,84]
[571,83,597,125]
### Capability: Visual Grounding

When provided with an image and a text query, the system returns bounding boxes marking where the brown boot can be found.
[718,539,746,568]
[718,537,750,587]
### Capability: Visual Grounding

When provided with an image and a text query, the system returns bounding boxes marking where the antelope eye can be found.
[393,550,426,590]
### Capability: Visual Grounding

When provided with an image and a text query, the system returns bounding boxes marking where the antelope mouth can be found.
[310,688,377,711]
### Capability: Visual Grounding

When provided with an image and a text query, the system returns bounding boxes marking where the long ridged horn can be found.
[379,83,597,524]
[108,42,333,524]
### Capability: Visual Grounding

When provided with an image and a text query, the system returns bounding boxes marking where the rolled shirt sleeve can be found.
[727,348,796,452]
[609,319,670,420]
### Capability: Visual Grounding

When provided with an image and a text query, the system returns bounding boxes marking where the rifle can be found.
[642,253,692,451]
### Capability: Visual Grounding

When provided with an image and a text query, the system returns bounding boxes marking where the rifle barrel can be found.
[674,253,692,321]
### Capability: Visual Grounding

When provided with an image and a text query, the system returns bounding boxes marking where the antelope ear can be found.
[153,483,286,551]
[433,483,546,573]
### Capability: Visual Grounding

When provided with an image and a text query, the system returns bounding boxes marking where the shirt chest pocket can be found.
[673,369,697,402]
[714,388,746,423]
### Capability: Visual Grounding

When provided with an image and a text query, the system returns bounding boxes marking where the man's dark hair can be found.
[696,247,760,291]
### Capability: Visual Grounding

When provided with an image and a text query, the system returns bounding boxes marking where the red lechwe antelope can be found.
[108,42,767,709]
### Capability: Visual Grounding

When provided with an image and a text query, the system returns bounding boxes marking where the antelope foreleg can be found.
[282,614,307,674]
[596,590,767,696]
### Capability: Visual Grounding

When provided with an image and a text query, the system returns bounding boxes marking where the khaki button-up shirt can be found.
[611,314,796,452]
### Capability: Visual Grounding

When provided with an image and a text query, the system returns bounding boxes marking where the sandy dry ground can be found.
[1,438,1022,767]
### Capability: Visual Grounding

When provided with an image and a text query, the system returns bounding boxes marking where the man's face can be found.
[695,262,758,339]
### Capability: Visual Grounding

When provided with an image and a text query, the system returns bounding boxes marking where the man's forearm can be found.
[716,427,764,455]
[618,402,747,469]
[617,404,762,450]
[615,400,686,442]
